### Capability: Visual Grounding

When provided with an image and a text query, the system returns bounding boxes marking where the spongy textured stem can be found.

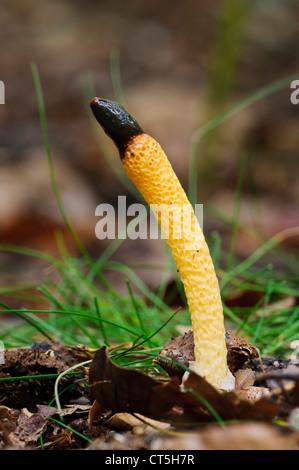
[122,134,228,387]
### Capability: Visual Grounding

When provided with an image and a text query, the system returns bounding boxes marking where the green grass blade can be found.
[251,280,274,344]
[0,302,53,342]
[94,297,110,346]
[126,280,147,339]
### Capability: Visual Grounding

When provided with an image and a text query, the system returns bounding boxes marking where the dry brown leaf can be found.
[235,369,256,391]
[89,346,175,419]
[234,369,266,401]
[9,411,48,448]
[89,346,280,425]
[58,404,91,416]
[182,371,279,421]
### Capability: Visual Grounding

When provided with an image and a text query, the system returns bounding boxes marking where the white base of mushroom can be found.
[184,361,235,392]
[219,368,235,392]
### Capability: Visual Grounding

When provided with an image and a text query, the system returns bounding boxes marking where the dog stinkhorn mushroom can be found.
[90,98,234,390]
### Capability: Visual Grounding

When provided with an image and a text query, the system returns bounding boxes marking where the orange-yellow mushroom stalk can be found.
[90,98,233,389]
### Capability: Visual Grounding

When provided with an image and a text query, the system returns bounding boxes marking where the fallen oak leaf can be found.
[89,347,213,424]
[89,346,176,420]
[183,371,279,421]
[88,346,280,426]
[153,376,215,423]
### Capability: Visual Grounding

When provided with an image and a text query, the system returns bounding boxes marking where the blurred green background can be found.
[0,0,299,300]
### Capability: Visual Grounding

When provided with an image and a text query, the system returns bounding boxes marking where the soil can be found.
[1,337,299,450]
